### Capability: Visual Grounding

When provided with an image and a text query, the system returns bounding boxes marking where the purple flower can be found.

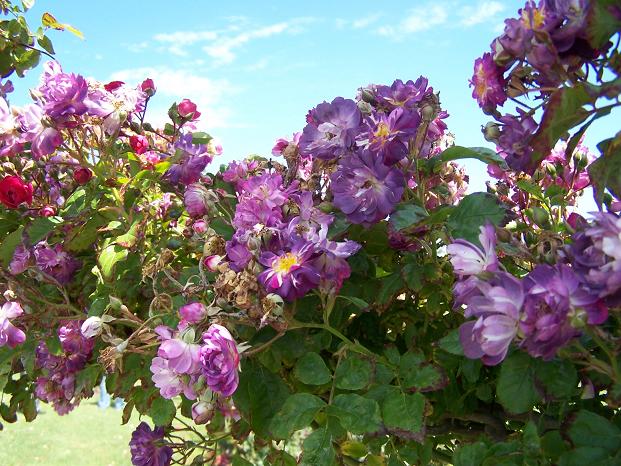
[58,321,95,371]
[470,53,507,111]
[519,264,591,359]
[150,356,197,400]
[200,324,240,397]
[233,198,283,232]
[129,422,173,466]
[164,133,212,185]
[179,302,207,324]
[365,107,420,165]
[299,97,363,160]
[222,159,260,185]
[155,325,202,374]
[258,240,320,301]
[448,224,499,276]
[33,242,81,284]
[458,273,524,365]
[330,149,405,227]
[225,238,253,271]
[183,184,215,217]
[567,212,621,306]
[372,77,430,111]
[496,109,539,173]
[9,244,32,275]
[37,62,89,118]
[0,301,26,348]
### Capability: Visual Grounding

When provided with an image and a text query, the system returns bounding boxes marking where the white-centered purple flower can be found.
[299,97,363,160]
[448,223,499,276]
[150,356,197,400]
[364,107,420,165]
[331,149,405,227]
[129,422,173,466]
[0,301,26,348]
[200,324,240,397]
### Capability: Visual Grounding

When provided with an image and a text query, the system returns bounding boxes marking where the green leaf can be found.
[377,272,404,305]
[149,397,175,426]
[568,410,621,453]
[448,192,507,245]
[389,203,429,231]
[559,447,614,466]
[233,360,290,438]
[0,226,24,267]
[496,352,539,414]
[301,425,336,466]
[191,131,212,145]
[337,295,369,309]
[586,0,621,49]
[36,34,54,54]
[438,329,464,356]
[534,359,578,399]
[294,353,332,385]
[269,393,326,439]
[328,394,382,434]
[232,456,254,466]
[453,442,488,466]
[589,133,621,205]
[399,352,445,392]
[98,244,129,280]
[27,216,63,243]
[382,390,425,434]
[432,145,508,169]
[530,85,591,167]
[334,354,372,390]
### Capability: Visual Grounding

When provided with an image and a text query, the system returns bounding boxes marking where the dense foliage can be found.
[1,1,621,464]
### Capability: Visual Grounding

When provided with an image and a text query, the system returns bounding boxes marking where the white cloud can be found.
[109,67,237,128]
[459,1,504,27]
[377,5,448,39]
[336,13,382,30]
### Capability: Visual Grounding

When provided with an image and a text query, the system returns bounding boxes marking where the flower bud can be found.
[192,401,215,424]
[39,205,56,217]
[177,99,201,120]
[359,87,376,104]
[129,135,149,155]
[179,302,207,324]
[81,316,103,338]
[192,219,208,234]
[482,122,501,142]
[73,167,93,185]
[203,255,224,272]
[140,78,156,96]
[357,100,373,115]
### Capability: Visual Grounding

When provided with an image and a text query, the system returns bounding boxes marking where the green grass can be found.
[0,399,139,466]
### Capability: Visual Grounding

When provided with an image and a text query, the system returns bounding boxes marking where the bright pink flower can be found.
[141,78,156,96]
[177,99,201,120]
[0,175,33,209]
[104,80,125,92]
[73,167,93,185]
[129,135,149,155]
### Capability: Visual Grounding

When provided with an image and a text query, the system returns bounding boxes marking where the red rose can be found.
[177,99,201,120]
[73,167,93,185]
[129,135,149,155]
[0,176,33,209]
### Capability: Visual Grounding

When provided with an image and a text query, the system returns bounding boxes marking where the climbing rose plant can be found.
[1,1,621,464]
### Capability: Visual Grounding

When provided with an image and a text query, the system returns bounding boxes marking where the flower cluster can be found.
[34,320,95,414]
[471,1,606,173]
[449,222,609,364]
[10,241,81,284]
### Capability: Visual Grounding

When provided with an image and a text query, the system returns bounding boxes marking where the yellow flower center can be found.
[374,122,391,139]
[273,253,300,274]
[521,7,546,29]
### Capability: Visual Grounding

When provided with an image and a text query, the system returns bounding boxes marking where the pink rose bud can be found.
[129,135,149,155]
[192,219,208,234]
[179,302,207,324]
[39,205,56,217]
[141,78,156,96]
[203,255,223,272]
[80,316,103,338]
[177,99,201,120]
[73,167,93,185]
[104,80,124,92]
[191,401,214,424]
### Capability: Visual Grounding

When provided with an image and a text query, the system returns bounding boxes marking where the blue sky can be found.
[9,0,616,198]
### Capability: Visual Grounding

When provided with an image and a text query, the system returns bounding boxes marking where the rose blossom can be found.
[0,175,33,209]
[129,422,173,466]
[0,301,26,348]
[200,324,240,396]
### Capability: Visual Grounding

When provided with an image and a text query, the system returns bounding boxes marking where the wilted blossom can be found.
[470,52,507,110]
[519,264,601,359]
[299,97,363,160]
[129,422,173,466]
[448,224,499,276]
[458,272,524,365]
[0,301,26,348]
[567,212,621,306]
[272,132,301,157]
[258,240,320,301]
[331,149,405,226]
[200,324,240,396]
[33,242,81,285]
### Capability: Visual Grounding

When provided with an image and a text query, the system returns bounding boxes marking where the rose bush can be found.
[1,1,621,465]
